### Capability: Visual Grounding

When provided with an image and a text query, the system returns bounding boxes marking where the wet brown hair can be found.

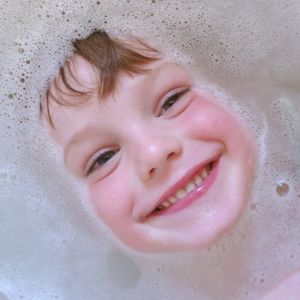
[41,29,161,127]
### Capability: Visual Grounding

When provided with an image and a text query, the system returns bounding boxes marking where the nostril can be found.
[149,168,155,176]
[167,151,177,160]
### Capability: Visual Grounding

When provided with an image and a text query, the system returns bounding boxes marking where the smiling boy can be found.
[41,30,256,253]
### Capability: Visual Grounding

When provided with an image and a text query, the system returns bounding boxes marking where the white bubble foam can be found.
[0,0,300,299]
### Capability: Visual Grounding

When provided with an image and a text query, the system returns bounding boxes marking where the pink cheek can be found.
[185,98,255,161]
[88,177,129,225]
[181,99,236,140]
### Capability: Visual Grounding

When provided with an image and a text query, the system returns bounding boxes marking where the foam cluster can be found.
[0,0,300,299]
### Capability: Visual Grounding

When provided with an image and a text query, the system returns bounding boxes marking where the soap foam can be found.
[1,0,300,299]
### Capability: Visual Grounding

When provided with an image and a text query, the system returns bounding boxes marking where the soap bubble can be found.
[0,0,300,299]
[276,182,290,196]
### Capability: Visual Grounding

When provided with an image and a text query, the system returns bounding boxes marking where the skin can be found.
[46,54,256,253]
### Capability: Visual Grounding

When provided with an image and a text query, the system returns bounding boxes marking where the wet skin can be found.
[47,55,256,252]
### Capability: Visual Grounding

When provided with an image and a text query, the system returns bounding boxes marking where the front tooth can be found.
[185,182,196,193]
[201,167,208,179]
[194,175,203,186]
[161,201,170,208]
[169,196,178,204]
[176,189,186,199]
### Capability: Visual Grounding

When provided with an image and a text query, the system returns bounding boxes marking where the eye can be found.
[160,88,190,116]
[86,149,119,176]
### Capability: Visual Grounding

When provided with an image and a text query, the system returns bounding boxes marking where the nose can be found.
[135,133,182,182]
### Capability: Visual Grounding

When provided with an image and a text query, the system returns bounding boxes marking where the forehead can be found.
[52,55,100,98]
[70,55,99,87]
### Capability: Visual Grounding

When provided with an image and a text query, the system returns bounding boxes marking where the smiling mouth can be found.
[147,157,220,217]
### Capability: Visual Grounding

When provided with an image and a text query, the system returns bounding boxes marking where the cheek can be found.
[181,99,241,144]
[88,176,133,228]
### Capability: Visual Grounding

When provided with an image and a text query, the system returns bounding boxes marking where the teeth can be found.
[155,162,213,212]
[185,182,196,193]
[176,189,186,199]
[169,196,178,204]
[201,167,208,179]
[161,201,170,208]
[193,175,203,186]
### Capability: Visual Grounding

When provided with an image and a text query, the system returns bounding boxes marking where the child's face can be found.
[48,55,255,252]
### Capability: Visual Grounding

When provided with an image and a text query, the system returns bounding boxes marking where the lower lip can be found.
[151,159,220,217]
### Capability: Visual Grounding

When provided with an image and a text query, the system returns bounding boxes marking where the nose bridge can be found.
[134,121,169,150]
[129,122,182,181]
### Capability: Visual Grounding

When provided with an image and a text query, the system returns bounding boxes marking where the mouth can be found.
[146,156,220,218]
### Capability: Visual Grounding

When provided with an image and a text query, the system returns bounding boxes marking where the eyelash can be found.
[86,149,119,176]
[160,88,190,115]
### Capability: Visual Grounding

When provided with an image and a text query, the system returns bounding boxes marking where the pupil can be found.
[100,151,115,164]
[163,96,177,110]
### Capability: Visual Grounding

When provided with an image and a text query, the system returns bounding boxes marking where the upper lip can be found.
[144,153,221,218]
